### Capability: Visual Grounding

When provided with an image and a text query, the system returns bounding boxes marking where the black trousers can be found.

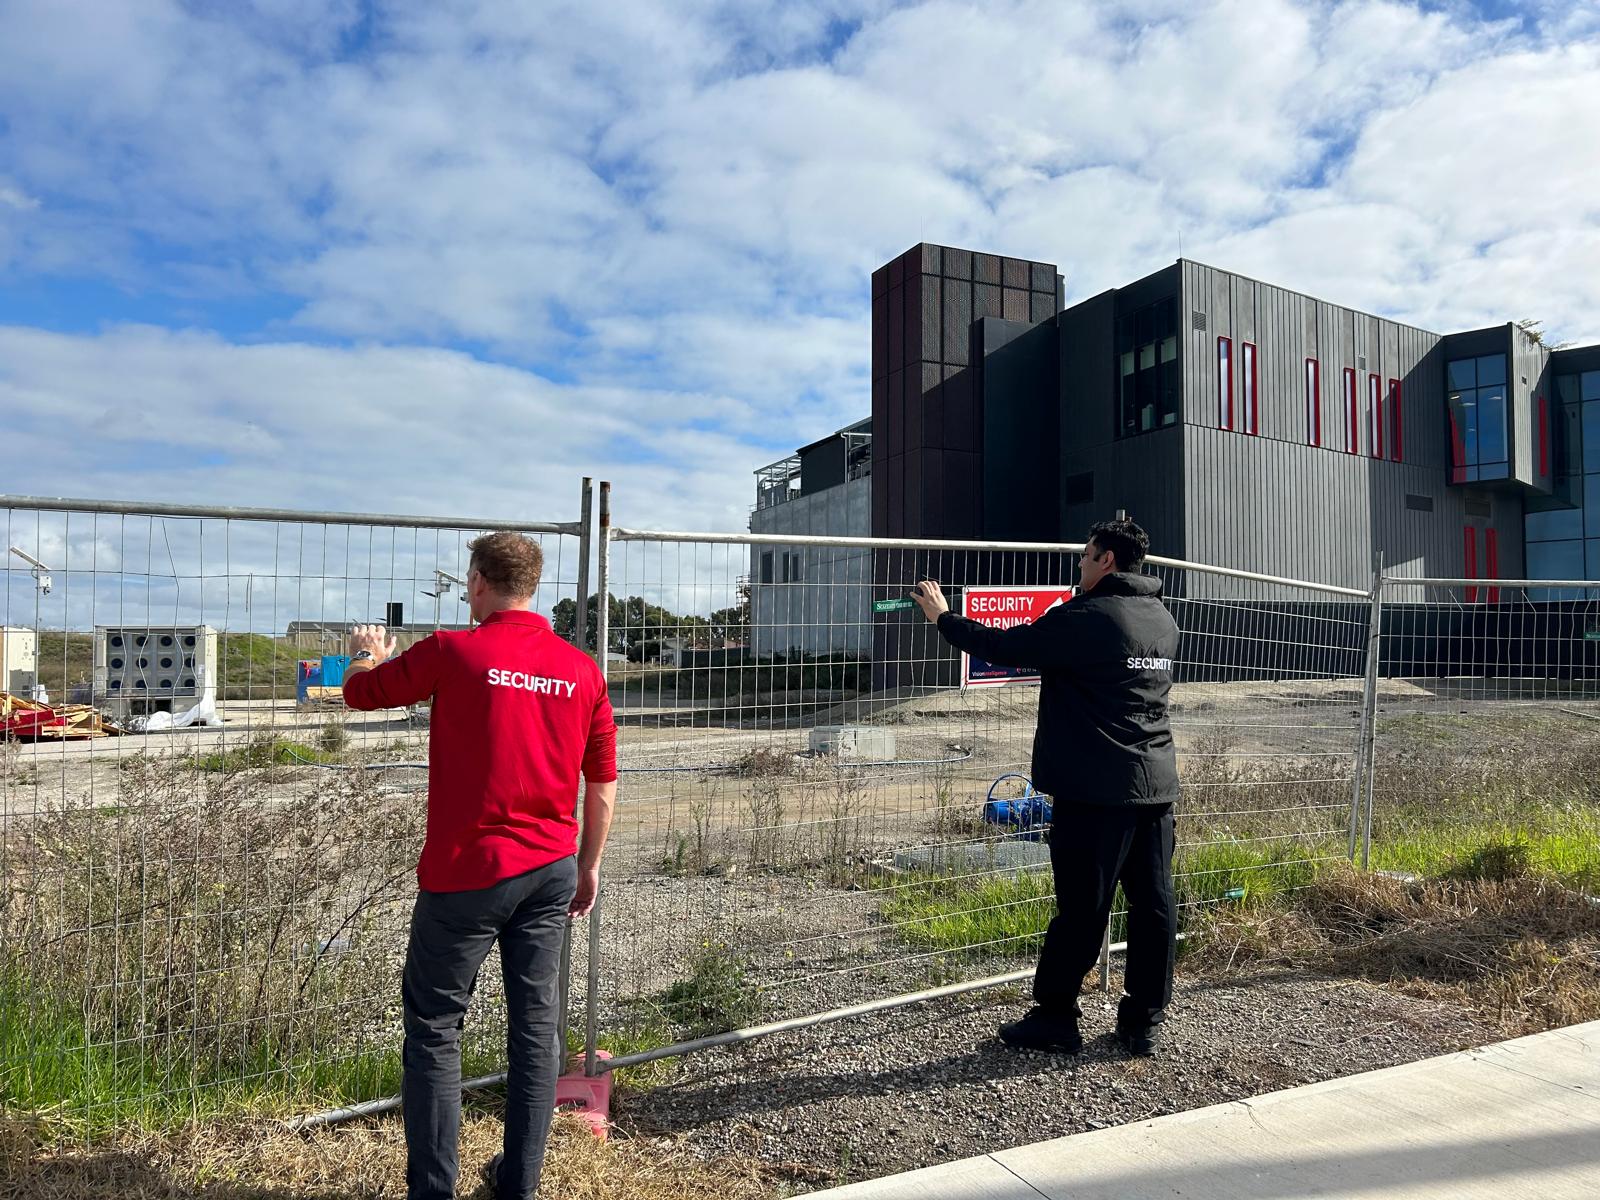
[1034,803,1176,1027]
[402,855,576,1200]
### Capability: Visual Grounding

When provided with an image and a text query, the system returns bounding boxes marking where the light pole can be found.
[421,569,466,630]
[8,547,53,699]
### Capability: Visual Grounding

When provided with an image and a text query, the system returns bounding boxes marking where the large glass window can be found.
[1526,372,1599,595]
[1527,482,1584,541]
[1116,297,1179,438]
[1445,353,1509,482]
[1581,397,1600,474]
[1527,539,1585,601]
[1549,374,1581,476]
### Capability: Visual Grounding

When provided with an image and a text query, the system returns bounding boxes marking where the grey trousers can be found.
[401,855,576,1200]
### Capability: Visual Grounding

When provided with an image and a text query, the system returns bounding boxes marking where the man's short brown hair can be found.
[467,532,544,598]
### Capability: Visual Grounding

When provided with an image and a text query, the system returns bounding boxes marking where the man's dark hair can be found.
[467,531,544,598]
[1087,518,1150,572]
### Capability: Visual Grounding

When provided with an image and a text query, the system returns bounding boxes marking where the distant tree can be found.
[1516,318,1572,351]
[552,594,712,654]
[709,579,752,646]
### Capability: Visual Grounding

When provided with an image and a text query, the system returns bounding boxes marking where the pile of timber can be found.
[0,692,125,740]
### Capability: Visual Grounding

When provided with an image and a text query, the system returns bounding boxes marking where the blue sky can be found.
[2,0,1599,533]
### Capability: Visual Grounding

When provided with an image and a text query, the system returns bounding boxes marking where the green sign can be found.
[873,597,916,613]
[1585,630,1600,642]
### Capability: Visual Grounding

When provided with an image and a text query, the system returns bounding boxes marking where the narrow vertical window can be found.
[1304,358,1321,447]
[1388,378,1403,462]
[1241,342,1258,435]
[1485,528,1500,605]
[1463,526,1478,604]
[1368,373,1383,459]
[1343,368,1358,454]
[1217,336,1233,430]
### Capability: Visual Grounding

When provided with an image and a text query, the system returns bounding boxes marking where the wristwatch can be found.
[351,650,374,662]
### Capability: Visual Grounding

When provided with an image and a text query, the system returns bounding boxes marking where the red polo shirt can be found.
[343,610,617,893]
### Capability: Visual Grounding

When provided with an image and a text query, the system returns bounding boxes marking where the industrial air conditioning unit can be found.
[94,625,218,718]
[0,627,38,698]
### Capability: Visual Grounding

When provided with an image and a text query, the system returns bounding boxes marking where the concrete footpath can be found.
[808,1020,1600,1199]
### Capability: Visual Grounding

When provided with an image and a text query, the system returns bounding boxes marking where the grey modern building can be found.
[750,419,872,656]
[755,242,1597,624]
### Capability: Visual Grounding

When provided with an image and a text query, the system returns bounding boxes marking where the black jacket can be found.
[935,572,1180,805]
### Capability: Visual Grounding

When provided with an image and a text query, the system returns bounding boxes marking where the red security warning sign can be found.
[961,585,1075,687]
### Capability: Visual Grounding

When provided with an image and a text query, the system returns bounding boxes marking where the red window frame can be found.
[1343,368,1358,454]
[1485,528,1500,605]
[1537,394,1549,476]
[1388,378,1403,462]
[1464,526,1479,604]
[1241,342,1258,435]
[1368,373,1383,459]
[1305,358,1321,446]
[1217,336,1233,431]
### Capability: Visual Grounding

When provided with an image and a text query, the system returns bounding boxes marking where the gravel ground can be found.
[615,968,1498,1192]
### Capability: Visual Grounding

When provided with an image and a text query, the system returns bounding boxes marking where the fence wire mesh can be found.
[588,529,1370,1069]
[1363,575,1600,891]
[0,497,583,1134]
[23,492,1590,1129]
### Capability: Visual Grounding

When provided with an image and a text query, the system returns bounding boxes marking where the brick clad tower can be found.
[870,243,1061,539]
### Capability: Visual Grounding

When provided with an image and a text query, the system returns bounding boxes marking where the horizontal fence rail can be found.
[0,491,589,1135]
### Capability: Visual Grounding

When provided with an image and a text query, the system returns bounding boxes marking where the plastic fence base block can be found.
[555,1050,612,1138]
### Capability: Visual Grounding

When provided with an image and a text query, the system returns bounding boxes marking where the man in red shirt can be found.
[343,531,617,1200]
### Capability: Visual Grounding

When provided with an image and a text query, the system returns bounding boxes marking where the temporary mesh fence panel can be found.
[1363,575,1600,885]
[588,529,1369,1071]
[0,496,583,1135]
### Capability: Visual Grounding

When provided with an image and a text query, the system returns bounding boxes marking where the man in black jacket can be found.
[910,517,1180,1056]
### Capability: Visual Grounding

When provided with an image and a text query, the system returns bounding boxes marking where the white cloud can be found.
[1,0,1599,535]
[0,325,765,533]
[0,180,39,211]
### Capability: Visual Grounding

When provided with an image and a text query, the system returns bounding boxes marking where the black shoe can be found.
[480,1152,504,1197]
[1115,996,1165,1057]
[1116,1026,1160,1056]
[998,1006,1082,1053]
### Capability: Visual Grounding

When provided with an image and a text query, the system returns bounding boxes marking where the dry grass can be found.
[1189,863,1600,1035]
[1,1110,786,1200]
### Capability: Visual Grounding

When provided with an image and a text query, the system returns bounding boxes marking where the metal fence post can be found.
[1359,567,1387,871]
[574,477,593,655]
[556,477,594,1070]
[1348,558,1385,865]
[584,480,611,1077]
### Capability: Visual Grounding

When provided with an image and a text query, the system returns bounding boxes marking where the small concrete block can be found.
[809,725,896,760]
